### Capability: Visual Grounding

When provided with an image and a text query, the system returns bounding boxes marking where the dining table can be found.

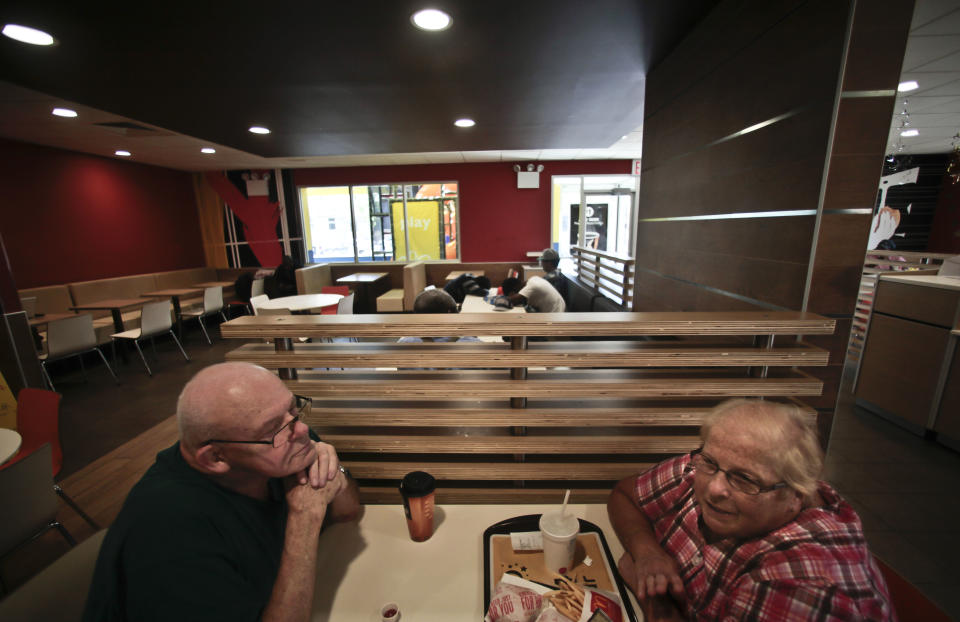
[310,502,640,621]
[257,293,343,312]
[27,312,77,328]
[0,428,23,465]
[336,272,389,314]
[69,298,153,335]
[140,288,203,337]
[194,280,234,289]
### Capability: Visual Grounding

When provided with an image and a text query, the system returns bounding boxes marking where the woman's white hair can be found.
[700,399,823,501]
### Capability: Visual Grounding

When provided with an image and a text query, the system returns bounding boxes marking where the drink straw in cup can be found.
[561,489,571,517]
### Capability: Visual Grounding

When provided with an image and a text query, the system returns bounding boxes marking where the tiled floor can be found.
[824,364,960,619]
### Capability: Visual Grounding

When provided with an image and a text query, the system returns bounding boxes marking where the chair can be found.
[38,315,119,392]
[0,529,106,619]
[0,445,77,591]
[319,285,351,315]
[250,294,270,316]
[7,389,63,475]
[0,389,100,532]
[334,293,358,343]
[874,554,951,622]
[337,292,355,315]
[111,300,190,376]
[251,278,265,297]
[20,296,37,318]
[181,286,227,345]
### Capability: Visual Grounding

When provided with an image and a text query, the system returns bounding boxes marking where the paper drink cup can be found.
[539,511,579,574]
[399,471,435,542]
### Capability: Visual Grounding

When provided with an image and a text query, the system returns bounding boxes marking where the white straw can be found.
[561,489,571,516]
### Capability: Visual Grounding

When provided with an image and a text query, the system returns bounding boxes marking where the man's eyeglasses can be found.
[203,395,312,449]
[688,448,786,496]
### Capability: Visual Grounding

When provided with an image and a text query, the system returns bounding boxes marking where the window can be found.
[298,182,459,263]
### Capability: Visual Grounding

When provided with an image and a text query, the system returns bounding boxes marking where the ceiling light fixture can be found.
[115,150,131,157]
[900,129,919,137]
[454,118,475,128]
[52,107,77,118]
[2,24,55,46]
[897,80,919,92]
[201,147,216,154]
[249,126,271,134]
[411,9,452,31]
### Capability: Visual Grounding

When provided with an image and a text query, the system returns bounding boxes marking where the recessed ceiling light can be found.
[454,118,475,128]
[249,126,271,134]
[2,24,55,46]
[897,80,919,92]
[52,107,77,118]
[411,9,452,31]
[201,147,216,154]
[115,150,131,157]
[900,129,919,137]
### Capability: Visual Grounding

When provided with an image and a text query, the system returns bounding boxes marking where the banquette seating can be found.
[221,310,835,503]
[19,267,249,347]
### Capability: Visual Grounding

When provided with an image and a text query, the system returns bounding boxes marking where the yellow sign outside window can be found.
[391,200,441,261]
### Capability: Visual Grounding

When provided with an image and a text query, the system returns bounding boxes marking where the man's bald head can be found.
[177,362,289,451]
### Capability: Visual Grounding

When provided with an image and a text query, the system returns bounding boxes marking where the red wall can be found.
[0,138,204,288]
[293,160,631,262]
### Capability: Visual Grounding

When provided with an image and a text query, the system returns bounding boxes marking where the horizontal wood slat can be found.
[360,487,615,505]
[326,434,699,454]
[345,461,656,480]
[227,341,828,368]
[220,311,836,338]
[288,374,822,398]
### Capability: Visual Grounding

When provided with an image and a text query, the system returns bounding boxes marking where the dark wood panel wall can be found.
[633,0,914,444]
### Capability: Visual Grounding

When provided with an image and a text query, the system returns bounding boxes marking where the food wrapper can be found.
[485,575,549,622]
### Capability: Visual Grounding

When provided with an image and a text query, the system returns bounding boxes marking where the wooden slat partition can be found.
[221,311,833,504]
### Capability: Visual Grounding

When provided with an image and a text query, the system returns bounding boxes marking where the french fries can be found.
[546,575,585,621]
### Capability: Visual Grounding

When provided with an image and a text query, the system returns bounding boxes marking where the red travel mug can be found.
[399,471,435,542]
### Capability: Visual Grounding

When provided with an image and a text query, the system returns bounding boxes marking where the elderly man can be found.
[537,247,569,307]
[608,399,894,621]
[83,362,361,622]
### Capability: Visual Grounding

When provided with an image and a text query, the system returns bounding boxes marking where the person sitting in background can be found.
[83,362,361,622]
[607,399,893,621]
[495,275,566,312]
[443,273,491,304]
[538,247,570,308]
[398,289,480,343]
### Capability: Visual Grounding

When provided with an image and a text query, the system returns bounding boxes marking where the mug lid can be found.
[399,471,435,497]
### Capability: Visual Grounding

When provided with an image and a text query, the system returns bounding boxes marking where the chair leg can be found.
[95,347,120,384]
[55,484,101,530]
[169,331,190,362]
[53,521,77,547]
[133,340,153,376]
[78,352,87,381]
[40,361,56,392]
[197,316,212,345]
[219,310,228,323]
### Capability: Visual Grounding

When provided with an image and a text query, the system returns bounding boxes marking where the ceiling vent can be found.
[94,121,172,137]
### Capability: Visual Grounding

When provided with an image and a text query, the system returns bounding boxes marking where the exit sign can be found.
[632,159,642,175]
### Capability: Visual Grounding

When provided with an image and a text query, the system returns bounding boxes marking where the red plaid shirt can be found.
[634,455,896,621]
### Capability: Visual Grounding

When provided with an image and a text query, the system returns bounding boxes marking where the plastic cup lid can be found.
[399,471,435,497]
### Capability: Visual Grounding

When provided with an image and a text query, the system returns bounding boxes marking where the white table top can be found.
[459,294,525,342]
[311,503,639,621]
[0,428,23,465]
[258,294,343,311]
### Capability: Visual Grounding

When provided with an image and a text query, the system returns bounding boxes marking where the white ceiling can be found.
[0,2,952,171]
[887,0,960,155]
